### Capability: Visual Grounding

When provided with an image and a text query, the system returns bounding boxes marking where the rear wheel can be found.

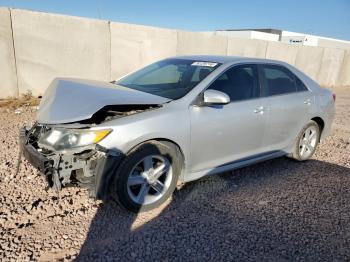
[111,141,180,212]
[290,120,320,161]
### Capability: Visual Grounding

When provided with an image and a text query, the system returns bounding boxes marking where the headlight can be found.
[38,128,112,151]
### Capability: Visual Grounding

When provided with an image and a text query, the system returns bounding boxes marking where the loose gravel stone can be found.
[0,88,349,261]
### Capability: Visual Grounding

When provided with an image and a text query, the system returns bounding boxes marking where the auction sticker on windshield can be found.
[191,61,218,67]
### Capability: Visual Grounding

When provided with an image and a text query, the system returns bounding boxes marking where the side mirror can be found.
[202,90,230,105]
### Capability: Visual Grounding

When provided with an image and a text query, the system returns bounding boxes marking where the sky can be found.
[1,0,350,40]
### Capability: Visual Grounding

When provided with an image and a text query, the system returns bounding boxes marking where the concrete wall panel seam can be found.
[108,20,112,81]
[315,47,325,82]
[337,50,347,86]
[9,8,19,97]
[175,30,180,54]
[0,7,18,97]
[292,46,299,66]
[264,42,268,59]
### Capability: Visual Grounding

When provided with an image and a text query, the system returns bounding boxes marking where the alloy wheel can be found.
[298,126,318,160]
[127,155,173,205]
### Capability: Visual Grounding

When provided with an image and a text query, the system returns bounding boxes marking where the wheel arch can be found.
[311,116,325,139]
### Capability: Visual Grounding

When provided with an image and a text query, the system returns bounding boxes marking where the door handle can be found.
[254,106,265,114]
[304,99,311,105]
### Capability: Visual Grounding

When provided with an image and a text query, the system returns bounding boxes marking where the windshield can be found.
[115,59,221,100]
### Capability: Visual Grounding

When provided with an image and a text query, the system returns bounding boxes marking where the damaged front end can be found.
[19,77,169,199]
[19,123,123,200]
[19,103,164,199]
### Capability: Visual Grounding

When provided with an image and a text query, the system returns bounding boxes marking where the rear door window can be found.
[261,65,297,96]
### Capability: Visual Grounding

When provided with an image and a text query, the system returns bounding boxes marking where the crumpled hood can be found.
[37,78,171,124]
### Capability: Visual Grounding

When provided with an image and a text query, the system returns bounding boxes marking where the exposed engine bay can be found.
[79,104,161,125]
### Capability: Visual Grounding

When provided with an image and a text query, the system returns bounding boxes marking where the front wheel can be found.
[110,141,180,212]
[290,120,320,161]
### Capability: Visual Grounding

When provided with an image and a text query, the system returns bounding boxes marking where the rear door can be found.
[259,64,315,151]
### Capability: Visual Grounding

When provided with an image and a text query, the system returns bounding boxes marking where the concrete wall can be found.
[265,41,299,65]
[338,50,350,87]
[0,8,349,98]
[317,48,345,87]
[227,38,267,58]
[110,22,177,79]
[318,38,350,50]
[0,7,18,97]
[11,9,110,96]
[294,46,324,81]
[176,31,228,56]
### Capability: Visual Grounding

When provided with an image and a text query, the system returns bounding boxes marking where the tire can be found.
[110,141,181,212]
[290,120,320,161]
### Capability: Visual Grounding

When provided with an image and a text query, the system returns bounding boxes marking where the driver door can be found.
[189,64,269,173]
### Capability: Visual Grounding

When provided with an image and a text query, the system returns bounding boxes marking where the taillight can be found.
[332,93,336,102]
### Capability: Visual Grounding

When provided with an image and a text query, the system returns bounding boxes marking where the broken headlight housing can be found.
[38,128,112,151]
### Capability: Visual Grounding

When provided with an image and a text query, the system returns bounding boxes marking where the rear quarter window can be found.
[295,77,309,92]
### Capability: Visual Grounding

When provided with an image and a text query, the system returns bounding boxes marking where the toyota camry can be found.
[19,56,336,212]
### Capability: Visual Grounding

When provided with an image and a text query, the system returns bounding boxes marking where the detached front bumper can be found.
[19,127,124,199]
[19,128,53,174]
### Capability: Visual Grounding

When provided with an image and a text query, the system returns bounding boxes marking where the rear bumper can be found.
[320,106,335,141]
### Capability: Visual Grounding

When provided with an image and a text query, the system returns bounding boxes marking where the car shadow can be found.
[76,158,350,261]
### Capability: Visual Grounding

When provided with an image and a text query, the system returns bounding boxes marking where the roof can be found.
[172,55,286,65]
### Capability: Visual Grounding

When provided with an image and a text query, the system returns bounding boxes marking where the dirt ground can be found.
[0,88,349,261]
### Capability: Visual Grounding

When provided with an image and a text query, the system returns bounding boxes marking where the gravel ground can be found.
[0,88,349,261]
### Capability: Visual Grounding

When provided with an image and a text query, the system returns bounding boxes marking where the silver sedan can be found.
[19,56,335,212]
